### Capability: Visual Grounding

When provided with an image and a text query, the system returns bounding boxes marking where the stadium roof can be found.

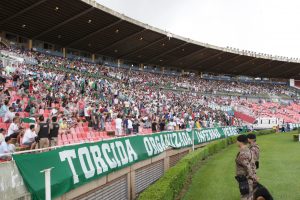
[0,0,300,79]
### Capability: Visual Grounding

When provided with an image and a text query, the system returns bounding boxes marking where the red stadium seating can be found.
[234,111,256,123]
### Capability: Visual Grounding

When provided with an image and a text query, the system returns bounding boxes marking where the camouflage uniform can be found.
[236,147,257,200]
[249,142,260,169]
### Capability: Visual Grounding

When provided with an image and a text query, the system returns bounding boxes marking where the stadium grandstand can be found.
[0,0,299,200]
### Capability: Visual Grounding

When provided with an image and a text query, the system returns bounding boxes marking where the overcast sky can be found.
[96,0,300,58]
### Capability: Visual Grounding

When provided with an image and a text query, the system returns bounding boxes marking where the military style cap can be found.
[247,133,256,139]
[237,134,248,143]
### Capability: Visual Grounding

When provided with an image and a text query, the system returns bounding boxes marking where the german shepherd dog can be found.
[253,183,273,200]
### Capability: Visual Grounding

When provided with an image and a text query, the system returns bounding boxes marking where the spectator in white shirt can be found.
[114,98,119,105]
[3,107,15,123]
[51,107,58,116]
[0,128,5,143]
[84,104,91,121]
[7,117,20,139]
[22,125,37,149]
[124,101,130,108]
[115,114,123,136]
[167,119,176,131]
[0,100,9,118]
[0,136,15,161]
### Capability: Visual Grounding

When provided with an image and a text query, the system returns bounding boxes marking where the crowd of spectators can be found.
[0,46,298,159]
[107,67,296,97]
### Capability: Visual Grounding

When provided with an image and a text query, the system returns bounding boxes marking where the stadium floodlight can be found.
[167,32,172,40]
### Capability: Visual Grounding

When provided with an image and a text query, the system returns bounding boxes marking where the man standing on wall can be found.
[115,114,123,136]
[49,116,60,147]
[36,116,50,148]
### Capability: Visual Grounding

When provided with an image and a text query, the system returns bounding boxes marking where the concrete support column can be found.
[117,59,121,67]
[140,63,144,71]
[28,39,33,49]
[0,31,5,38]
[92,54,95,62]
[63,48,66,58]
[162,67,165,73]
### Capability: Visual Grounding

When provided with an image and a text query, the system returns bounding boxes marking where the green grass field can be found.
[183,133,300,200]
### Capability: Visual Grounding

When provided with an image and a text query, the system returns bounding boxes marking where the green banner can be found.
[13,127,240,200]
[21,117,36,123]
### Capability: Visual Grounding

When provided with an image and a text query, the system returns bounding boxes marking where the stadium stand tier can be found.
[0,0,298,156]
[0,46,298,155]
[0,1,300,200]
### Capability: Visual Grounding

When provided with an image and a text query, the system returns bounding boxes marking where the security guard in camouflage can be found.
[235,134,258,200]
[248,133,260,169]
